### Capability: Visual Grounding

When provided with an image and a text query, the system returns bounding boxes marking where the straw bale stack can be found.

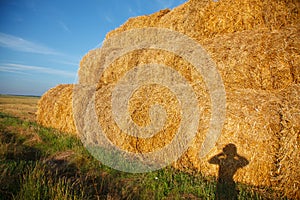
[103,0,300,91]
[104,0,300,89]
[37,0,299,197]
[92,79,283,187]
[78,45,292,188]
[80,27,300,91]
[36,84,76,135]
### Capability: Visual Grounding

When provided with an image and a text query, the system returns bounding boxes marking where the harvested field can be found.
[0,95,39,122]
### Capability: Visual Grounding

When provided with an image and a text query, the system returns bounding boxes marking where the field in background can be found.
[0,95,39,122]
[0,95,282,199]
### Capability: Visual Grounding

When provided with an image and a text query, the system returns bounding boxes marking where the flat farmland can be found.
[0,95,39,121]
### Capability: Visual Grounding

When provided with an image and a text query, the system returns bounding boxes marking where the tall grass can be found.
[15,163,85,200]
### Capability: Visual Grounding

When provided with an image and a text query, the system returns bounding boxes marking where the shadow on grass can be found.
[0,129,41,199]
[0,131,42,161]
[0,152,122,200]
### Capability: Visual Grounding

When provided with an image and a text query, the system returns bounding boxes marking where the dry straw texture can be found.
[36,84,76,135]
[274,84,300,198]
[93,48,210,154]
[37,0,299,198]
[201,26,300,90]
[80,27,300,91]
[174,88,282,186]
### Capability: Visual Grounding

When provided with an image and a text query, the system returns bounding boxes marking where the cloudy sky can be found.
[0,0,187,96]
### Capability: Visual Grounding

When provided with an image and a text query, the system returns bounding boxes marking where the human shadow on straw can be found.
[209,143,249,200]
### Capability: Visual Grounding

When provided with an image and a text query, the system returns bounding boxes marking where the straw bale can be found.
[79,48,104,85]
[201,26,300,90]
[36,84,76,135]
[80,27,299,91]
[107,0,300,42]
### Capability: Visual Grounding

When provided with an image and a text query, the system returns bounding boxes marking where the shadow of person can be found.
[209,143,249,200]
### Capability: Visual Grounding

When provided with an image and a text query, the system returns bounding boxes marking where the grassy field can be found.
[0,95,282,199]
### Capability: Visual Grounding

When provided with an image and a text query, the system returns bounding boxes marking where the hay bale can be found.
[80,26,299,91]
[36,84,76,135]
[201,26,300,90]
[38,0,299,197]
[107,0,300,41]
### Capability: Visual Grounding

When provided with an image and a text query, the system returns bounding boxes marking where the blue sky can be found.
[0,0,187,96]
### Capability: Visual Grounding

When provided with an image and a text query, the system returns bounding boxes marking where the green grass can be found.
[0,112,280,199]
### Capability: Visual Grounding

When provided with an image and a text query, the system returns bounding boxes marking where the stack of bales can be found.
[37,0,299,198]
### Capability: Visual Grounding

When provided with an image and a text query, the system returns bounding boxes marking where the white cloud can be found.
[0,67,31,75]
[0,63,75,77]
[0,32,61,55]
[54,60,78,67]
